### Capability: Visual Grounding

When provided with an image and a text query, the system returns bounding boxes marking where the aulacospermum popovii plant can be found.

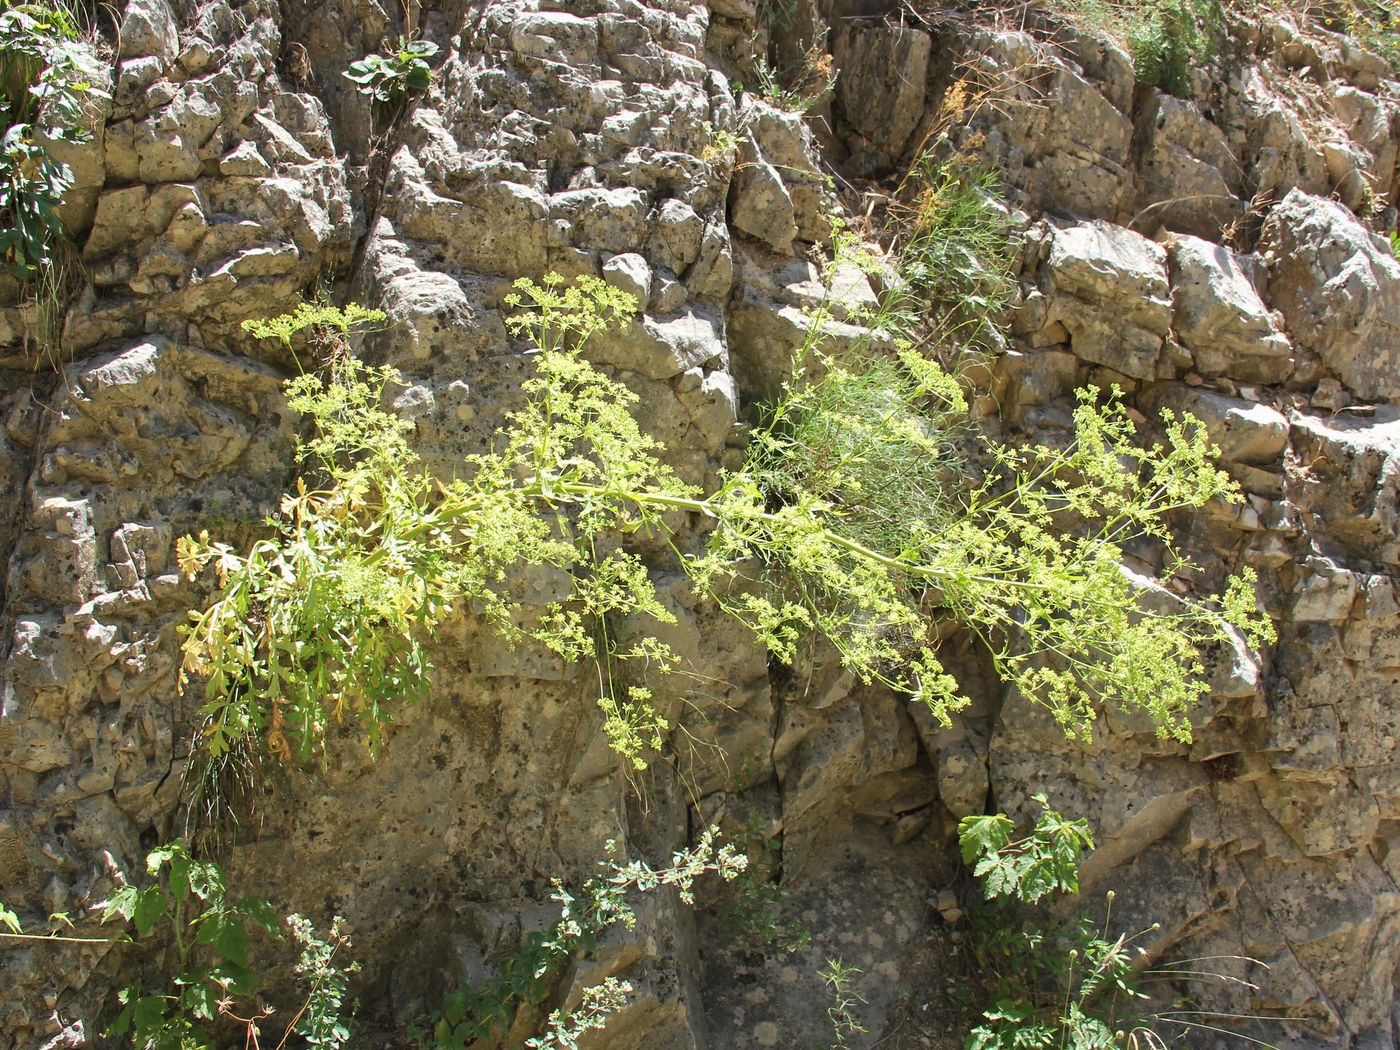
[178,272,1273,771]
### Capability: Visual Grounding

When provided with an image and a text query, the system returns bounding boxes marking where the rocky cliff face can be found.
[2,1,1398,1047]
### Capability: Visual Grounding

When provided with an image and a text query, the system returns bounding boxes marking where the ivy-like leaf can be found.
[958,814,1013,866]
[131,886,169,937]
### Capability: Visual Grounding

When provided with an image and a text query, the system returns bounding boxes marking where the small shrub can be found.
[713,811,809,953]
[957,802,1275,1050]
[1058,0,1221,97]
[0,2,106,280]
[1127,0,1221,96]
[524,978,631,1050]
[958,795,1095,904]
[1323,0,1400,73]
[888,152,1019,357]
[751,37,836,115]
[2,845,356,1050]
[343,37,439,103]
[102,843,358,1050]
[414,830,745,1049]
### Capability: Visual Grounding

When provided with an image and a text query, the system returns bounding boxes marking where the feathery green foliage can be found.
[181,270,1271,766]
[889,156,1018,355]
[821,957,869,1049]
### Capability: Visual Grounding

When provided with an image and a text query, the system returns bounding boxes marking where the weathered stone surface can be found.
[118,0,179,65]
[1292,555,1360,622]
[727,258,886,403]
[1135,94,1244,239]
[1242,68,1333,203]
[729,152,797,254]
[1288,408,1400,566]
[742,98,833,245]
[835,25,930,174]
[1168,234,1292,383]
[943,28,1135,222]
[6,3,1400,1047]
[1038,220,1173,379]
[1261,190,1400,402]
[1144,385,1289,465]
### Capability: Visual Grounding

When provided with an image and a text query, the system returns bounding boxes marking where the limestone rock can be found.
[1292,556,1360,622]
[1135,94,1243,239]
[118,0,179,65]
[1168,235,1292,383]
[729,152,796,254]
[1288,408,1400,566]
[741,99,833,245]
[1144,385,1289,465]
[1260,189,1400,402]
[835,25,930,174]
[947,29,1135,221]
[1039,220,1173,380]
[1243,69,1332,202]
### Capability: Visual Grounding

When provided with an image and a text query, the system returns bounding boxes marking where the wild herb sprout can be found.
[523,978,632,1050]
[751,37,837,115]
[820,957,869,1049]
[343,37,439,103]
[1060,0,1220,97]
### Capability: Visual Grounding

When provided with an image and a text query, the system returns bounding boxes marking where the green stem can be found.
[0,931,117,945]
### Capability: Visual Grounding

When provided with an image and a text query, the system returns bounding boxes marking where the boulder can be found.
[1168,235,1292,383]
[1144,385,1289,465]
[728,153,796,254]
[1135,95,1243,239]
[835,25,931,173]
[1260,190,1400,402]
[1040,220,1173,380]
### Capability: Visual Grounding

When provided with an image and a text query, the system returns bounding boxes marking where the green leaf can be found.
[181,979,220,1021]
[103,884,139,924]
[958,814,1013,866]
[210,916,252,968]
[107,994,136,1037]
[234,895,282,937]
[132,886,169,937]
[130,994,170,1038]
[185,858,224,902]
[145,845,179,876]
